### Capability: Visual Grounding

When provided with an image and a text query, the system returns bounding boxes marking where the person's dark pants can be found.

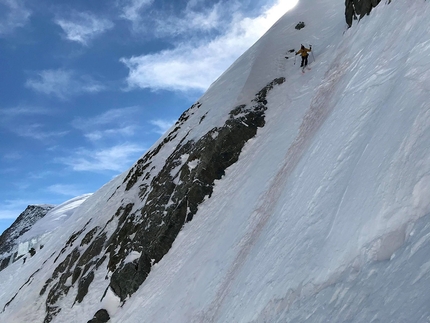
[301,55,308,67]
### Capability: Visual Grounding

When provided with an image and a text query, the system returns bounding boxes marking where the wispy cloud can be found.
[0,106,52,118]
[0,0,31,36]
[150,119,176,135]
[120,0,298,92]
[121,0,226,36]
[12,123,69,141]
[152,3,223,37]
[0,106,63,143]
[25,69,105,99]
[55,12,114,45]
[84,126,136,142]
[120,0,154,29]
[120,42,236,92]
[28,170,57,180]
[73,107,139,129]
[72,107,140,142]
[58,143,145,172]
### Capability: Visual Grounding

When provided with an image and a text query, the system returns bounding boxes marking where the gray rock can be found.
[87,309,110,323]
[295,21,306,30]
[345,0,383,27]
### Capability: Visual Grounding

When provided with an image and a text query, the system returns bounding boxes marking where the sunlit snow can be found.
[1,0,430,322]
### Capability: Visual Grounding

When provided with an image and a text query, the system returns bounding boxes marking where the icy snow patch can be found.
[124,251,142,264]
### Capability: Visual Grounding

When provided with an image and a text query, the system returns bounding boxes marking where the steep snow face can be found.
[113,0,430,322]
[1,0,430,322]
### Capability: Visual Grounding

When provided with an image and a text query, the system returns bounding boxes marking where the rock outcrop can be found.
[345,0,385,27]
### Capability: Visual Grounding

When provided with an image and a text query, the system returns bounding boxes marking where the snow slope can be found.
[1,0,430,322]
[114,1,430,322]
[16,194,92,258]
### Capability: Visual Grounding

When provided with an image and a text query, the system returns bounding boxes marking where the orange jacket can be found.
[296,47,311,57]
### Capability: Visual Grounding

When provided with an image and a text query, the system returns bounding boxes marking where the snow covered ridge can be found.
[0,195,91,272]
[0,204,54,271]
[19,194,92,244]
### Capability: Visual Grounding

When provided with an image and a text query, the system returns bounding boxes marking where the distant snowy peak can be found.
[0,204,54,270]
[0,194,92,272]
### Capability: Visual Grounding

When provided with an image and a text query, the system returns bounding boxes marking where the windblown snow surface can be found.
[1,0,430,322]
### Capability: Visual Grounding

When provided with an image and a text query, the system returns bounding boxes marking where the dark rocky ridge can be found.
[36,77,285,322]
[345,0,386,27]
[0,205,54,271]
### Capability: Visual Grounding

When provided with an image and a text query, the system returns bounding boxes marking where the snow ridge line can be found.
[203,51,351,322]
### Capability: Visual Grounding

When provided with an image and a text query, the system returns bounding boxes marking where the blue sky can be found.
[0,0,298,234]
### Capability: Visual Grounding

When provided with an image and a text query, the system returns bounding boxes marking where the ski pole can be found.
[310,44,315,62]
[294,53,296,65]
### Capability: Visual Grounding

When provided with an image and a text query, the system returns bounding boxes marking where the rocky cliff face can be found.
[345,0,385,27]
[0,205,54,271]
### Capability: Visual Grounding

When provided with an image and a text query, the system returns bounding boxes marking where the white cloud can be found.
[152,3,223,37]
[121,41,237,92]
[58,143,145,172]
[121,0,232,36]
[121,0,298,92]
[120,0,154,28]
[65,108,146,173]
[0,0,31,36]
[185,0,205,10]
[25,69,105,99]
[55,12,114,45]
[150,119,176,135]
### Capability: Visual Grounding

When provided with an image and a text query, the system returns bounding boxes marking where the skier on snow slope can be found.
[296,44,312,67]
